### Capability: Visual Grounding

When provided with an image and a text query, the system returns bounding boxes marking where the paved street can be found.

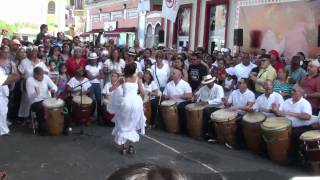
[0,125,316,180]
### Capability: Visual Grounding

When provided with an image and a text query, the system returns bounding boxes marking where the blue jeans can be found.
[90,83,102,116]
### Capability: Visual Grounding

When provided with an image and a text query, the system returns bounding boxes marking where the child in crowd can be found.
[48,61,59,83]
[56,63,69,98]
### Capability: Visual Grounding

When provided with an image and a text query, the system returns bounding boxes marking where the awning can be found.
[104,27,136,37]
[80,27,136,37]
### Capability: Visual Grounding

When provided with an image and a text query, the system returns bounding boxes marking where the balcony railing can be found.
[85,0,107,5]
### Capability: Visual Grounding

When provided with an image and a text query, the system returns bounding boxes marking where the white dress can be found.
[112,81,146,145]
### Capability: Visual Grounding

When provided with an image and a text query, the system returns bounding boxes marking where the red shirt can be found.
[272,61,284,73]
[300,75,320,110]
[66,57,87,77]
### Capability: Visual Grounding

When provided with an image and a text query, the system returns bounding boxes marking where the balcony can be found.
[86,0,106,5]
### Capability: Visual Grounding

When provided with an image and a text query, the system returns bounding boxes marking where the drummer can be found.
[142,68,159,125]
[272,84,313,153]
[163,67,192,134]
[65,67,92,112]
[222,78,255,114]
[101,70,123,115]
[26,67,57,135]
[253,80,284,117]
[194,74,224,140]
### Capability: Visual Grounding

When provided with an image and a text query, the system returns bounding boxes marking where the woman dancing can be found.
[112,63,146,155]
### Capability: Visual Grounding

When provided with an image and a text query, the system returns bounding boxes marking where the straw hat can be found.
[201,75,216,84]
[88,52,98,60]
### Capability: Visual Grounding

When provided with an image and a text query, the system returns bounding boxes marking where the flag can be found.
[137,0,150,12]
[162,0,180,22]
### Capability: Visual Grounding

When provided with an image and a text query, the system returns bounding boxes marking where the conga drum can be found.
[261,117,292,162]
[160,100,179,133]
[143,96,152,126]
[185,103,207,138]
[242,112,266,154]
[299,130,320,172]
[42,98,65,136]
[72,96,93,125]
[210,109,238,146]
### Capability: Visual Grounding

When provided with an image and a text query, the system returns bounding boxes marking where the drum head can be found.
[261,117,291,131]
[185,103,207,111]
[73,96,93,105]
[161,100,176,106]
[42,98,64,108]
[243,112,266,123]
[211,109,238,122]
[300,130,320,141]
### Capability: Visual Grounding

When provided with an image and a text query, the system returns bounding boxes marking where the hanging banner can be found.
[162,0,180,22]
[137,0,150,12]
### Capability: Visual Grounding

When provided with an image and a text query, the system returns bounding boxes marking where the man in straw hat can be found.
[194,74,224,140]
[299,59,320,115]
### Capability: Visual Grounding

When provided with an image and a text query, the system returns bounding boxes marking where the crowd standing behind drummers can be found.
[0,25,320,162]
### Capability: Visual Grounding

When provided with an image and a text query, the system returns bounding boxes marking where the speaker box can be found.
[158,30,165,43]
[234,28,243,46]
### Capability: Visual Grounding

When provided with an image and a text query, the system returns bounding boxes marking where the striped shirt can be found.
[273,80,293,94]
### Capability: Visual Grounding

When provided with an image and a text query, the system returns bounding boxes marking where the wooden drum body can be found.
[143,99,152,126]
[299,130,320,172]
[261,117,292,162]
[242,112,266,154]
[185,103,207,138]
[211,109,238,146]
[160,100,179,133]
[72,96,93,125]
[42,98,65,136]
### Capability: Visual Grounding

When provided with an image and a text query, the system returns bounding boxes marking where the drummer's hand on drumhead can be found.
[229,106,238,111]
[221,97,228,105]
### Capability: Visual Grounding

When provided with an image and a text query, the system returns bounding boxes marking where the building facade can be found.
[85,0,320,57]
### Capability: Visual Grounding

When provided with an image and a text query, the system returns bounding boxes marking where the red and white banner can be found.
[137,0,150,12]
[162,0,180,22]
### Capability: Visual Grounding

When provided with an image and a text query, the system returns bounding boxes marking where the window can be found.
[48,1,55,14]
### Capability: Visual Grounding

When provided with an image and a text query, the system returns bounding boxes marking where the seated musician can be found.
[65,67,92,112]
[222,78,255,114]
[194,74,224,140]
[163,68,192,134]
[271,84,313,153]
[26,67,57,135]
[253,80,284,117]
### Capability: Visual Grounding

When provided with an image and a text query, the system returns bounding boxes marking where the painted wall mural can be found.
[238,0,320,58]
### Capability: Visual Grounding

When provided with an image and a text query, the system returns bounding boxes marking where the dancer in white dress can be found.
[112,63,146,155]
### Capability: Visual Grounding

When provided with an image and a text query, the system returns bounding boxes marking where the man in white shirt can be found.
[226,53,256,82]
[223,78,255,114]
[253,80,284,117]
[195,75,224,139]
[163,68,192,134]
[27,67,57,135]
[272,84,313,149]
[0,65,20,136]
[222,78,255,147]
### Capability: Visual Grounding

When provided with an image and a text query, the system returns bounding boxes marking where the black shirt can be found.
[188,63,208,91]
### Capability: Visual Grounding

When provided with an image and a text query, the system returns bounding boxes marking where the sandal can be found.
[120,147,127,155]
[128,145,136,155]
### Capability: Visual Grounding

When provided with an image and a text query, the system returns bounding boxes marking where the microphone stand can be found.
[71,80,98,137]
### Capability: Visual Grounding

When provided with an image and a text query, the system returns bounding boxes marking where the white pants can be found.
[0,96,9,135]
